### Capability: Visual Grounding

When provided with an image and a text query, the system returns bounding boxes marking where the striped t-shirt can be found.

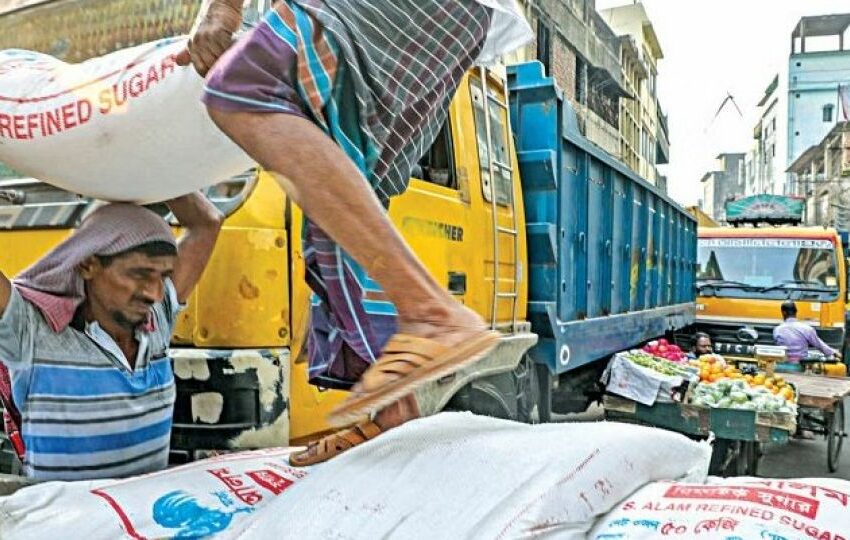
[0,281,178,481]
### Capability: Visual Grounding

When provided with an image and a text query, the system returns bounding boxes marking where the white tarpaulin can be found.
[602,352,688,406]
[0,413,712,539]
[0,38,254,203]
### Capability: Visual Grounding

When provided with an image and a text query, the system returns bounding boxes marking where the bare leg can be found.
[208,109,486,344]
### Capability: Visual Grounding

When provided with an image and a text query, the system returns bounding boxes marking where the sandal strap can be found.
[382,334,448,358]
[354,420,383,440]
[358,336,451,391]
[334,420,382,448]
[294,421,384,466]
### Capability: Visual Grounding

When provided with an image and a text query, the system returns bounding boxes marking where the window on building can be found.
[823,104,834,123]
[536,20,552,77]
[575,56,587,105]
[648,70,657,98]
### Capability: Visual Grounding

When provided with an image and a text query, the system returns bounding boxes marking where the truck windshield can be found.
[697,237,839,300]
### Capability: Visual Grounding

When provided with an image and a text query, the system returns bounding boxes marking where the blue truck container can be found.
[507,62,697,413]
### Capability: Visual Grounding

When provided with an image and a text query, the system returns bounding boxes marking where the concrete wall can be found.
[787,50,850,170]
[702,176,715,219]
[517,0,625,159]
[703,154,746,222]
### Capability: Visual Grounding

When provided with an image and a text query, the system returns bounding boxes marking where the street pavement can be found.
[759,397,849,480]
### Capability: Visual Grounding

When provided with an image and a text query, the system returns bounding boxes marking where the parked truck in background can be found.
[0,1,697,467]
[690,194,850,372]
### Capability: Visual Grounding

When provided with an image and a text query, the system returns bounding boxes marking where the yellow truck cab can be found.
[693,195,850,368]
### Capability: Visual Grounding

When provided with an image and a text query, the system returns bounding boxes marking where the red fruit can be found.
[659,339,669,346]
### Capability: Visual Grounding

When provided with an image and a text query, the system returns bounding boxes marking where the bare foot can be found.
[327,302,497,425]
[397,302,489,349]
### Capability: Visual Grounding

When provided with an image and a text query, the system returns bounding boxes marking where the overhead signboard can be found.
[724,195,805,225]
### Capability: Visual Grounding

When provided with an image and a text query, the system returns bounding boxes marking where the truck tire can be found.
[516,355,554,424]
[444,372,518,421]
[534,362,553,423]
[444,356,548,424]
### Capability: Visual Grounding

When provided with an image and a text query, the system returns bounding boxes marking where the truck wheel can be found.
[514,355,537,424]
[534,362,553,423]
[444,369,518,421]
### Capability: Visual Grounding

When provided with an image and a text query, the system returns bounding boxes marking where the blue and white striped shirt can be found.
[0,281,178,481]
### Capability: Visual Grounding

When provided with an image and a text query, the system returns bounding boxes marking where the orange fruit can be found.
[711,364,722,375]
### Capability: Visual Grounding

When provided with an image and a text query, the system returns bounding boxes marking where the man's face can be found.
[80,252,176,329]
[695,337,713,356]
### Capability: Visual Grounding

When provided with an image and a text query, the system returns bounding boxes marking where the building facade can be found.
[599,3,665,186]
[510,0,630,159]
[616,35,646,175]
[787,122,850,227]
[787,14,850,193]
[747,75,785,196]
[701,153,747,223]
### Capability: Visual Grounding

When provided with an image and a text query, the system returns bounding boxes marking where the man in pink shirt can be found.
[773,301,839,363]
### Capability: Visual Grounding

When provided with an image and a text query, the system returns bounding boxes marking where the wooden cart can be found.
[603,395,795,477]
[781,373,850,473]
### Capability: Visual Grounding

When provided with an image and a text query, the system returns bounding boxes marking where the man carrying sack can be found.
[0,195,221,480]
[176,0,532,464]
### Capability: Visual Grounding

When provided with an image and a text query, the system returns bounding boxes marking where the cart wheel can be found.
[733,441,748,476]
[709,439,745,477]
[744,441,761,476]
[827,401,845,473]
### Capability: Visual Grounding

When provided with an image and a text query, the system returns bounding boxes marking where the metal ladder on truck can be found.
[478,67,520,333]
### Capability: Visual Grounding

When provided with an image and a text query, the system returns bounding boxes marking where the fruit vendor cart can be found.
[603,395,796,476]
[780,372,850,473]
[602,350,797,477]
[603,395,794,477]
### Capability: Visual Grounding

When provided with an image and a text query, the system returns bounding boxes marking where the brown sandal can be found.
[289,420,383,466]
[327,330,499,426]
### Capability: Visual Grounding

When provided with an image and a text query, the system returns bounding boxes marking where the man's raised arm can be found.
[166,192,224,303]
